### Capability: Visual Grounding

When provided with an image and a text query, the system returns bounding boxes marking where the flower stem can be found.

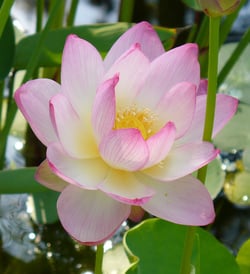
[36,0,44,32]
[118,0,134,22]
[203,16,220,142]
[179,226,196,274]
[180,16,221,274]
[67,0,79,26]
[197,16,220,183]
[94,244,104,274]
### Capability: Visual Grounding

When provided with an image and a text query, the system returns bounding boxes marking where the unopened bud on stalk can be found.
[197,0,241,17]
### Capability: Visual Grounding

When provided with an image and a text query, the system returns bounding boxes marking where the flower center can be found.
[114,105,157,140]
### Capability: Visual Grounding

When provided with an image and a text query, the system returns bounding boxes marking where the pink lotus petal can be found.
[57,185,131,245]
[142,175,215,226]
[143,142,219,181]
[178,94,238,143]
[61,34,104,119]
[99,169,155,205]
[136,44,200,109]
[92,75,119,143]
[47,143,109,189]
[144,122,176,169]
[104,21,165,70]
[212,94,238,138]
[156,82,196,139]
[99,128,149,171]
[14,79,59,146]
[104,44,150,107]
[35,160,69,192]
[50,93,98,158]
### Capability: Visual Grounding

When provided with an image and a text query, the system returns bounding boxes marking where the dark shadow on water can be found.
[0,220,95,274]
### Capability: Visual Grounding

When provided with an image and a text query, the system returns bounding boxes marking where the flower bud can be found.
[197,0,241,17]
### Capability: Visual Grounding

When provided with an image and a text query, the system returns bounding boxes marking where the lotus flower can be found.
[15,22,237,245]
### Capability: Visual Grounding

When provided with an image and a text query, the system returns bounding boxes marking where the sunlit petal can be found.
[142,175,215,226]
[144,122,176,169]
[143,142,219,181]
[99,128,149,171]
[47,143,109,189]
[178,94,238,143]
[156,82,196,139]
[104,44,150,107]
[99,169,155,205]
[92,75,118,143]
[57,185,130,245]
[136,44,200,109]
[35,160,69,192]
[14,79,59,146]
[61,34,104,118]
[104,21,164,70]
[50,93,98,158]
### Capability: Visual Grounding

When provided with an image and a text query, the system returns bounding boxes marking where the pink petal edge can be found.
[99,128,149,171]
[57,185,131,245]
[61,34,104,119]
[104,21,165,70]
[35,160,69,192]
[143,142,219,181]
[47,142,108,190]
[142,175,215,226]
[14,79,59,146]
[99,169,155,206]
[92,75,119,143]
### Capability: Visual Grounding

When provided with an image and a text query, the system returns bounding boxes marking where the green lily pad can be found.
[205,158,225,199]
[124,218,240,274]
[219,44,250,105]
[213,103,250,151]
[236,239,250,274]
[193,158,225,199]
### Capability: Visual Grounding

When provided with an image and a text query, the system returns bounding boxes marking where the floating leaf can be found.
[213,103,250,151]
[193,158,225,199]
[205,158,225,199]
[124,218,240,274]
[218,44,250,105]
[236,239,250,274]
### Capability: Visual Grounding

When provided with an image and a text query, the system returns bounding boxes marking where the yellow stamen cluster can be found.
[114,105,157,140]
